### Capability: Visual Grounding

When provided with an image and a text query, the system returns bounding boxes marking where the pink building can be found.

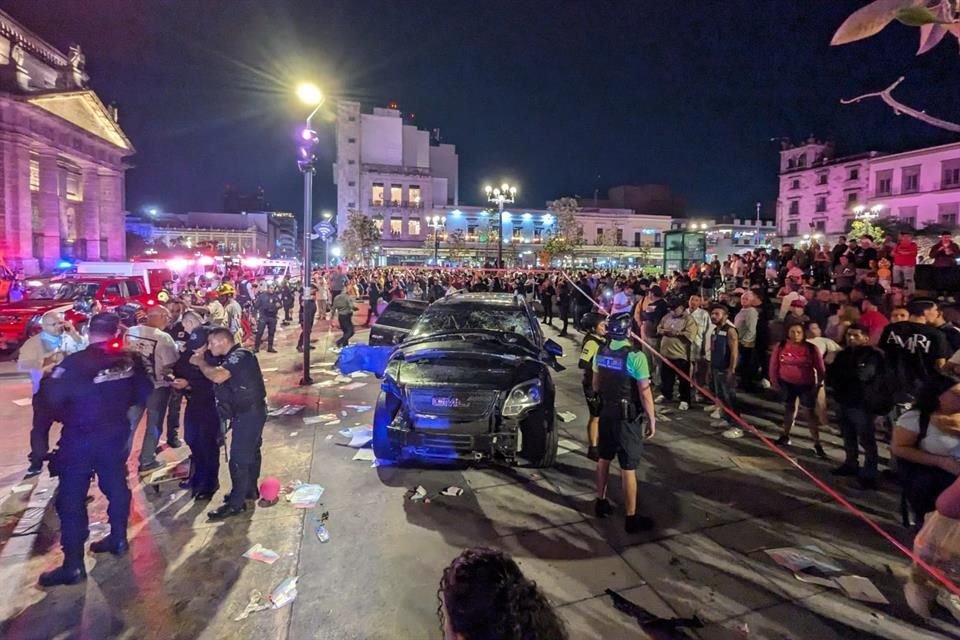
[777,137,960,245]
[0,10,134,274]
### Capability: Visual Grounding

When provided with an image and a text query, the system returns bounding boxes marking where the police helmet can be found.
[580,312,606,333]
[606,312,632,339]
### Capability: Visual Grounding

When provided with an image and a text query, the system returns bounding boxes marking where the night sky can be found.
[4,0,959,221]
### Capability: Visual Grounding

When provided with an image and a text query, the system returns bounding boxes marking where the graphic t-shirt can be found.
[879,321,950,388]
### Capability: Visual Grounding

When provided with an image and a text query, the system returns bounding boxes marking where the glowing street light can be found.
[428,215,447,266]
[485,182,517,267]
[295,81,326,385]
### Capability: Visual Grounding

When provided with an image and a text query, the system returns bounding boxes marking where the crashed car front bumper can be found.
[385,413,521,462]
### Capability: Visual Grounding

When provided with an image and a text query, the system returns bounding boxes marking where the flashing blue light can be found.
[57,260,72,269]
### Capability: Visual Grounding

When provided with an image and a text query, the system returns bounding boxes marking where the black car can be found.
[372,292,564,468]
[368,299,429,346]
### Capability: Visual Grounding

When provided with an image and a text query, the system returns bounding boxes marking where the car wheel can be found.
[372,392,402,461]
[519,405,559,468]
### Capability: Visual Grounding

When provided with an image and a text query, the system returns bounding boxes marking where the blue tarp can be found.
[335,344,395,378]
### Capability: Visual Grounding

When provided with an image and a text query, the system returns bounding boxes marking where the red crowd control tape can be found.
[558,271,960,597]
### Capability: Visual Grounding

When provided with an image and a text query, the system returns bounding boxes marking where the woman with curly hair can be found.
[438,547,568,640]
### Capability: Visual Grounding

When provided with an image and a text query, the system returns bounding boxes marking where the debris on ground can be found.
[12,398,32,407]
[341,410,348,417]
[836,575,889,604]
[260,367,279,373]
[315,368,338,376]
[289,431,298,437]
[605,588,704,633]
[242,543,280,564]
[303,413,338,424]
[312,379,338,388]
[735,621,750,636]
[793,572,840,589]
[722,427,744,439]
[440,486,464,497]
[409,485,428,501]
[765,546,843,573]
[287,483,325,508]
[269,576,299,609]
[346,404,372,412]
[325,419,341,426]
[334,375,352,384]
[556,410,577,423]
[325,434,334,440]
[268,405,304,417]
[234,589,271,621]
[11,484,32,494]
[729,456,793,471]
[315,524,330,543]
[557,438,582,455]
[347,428,373,448]
[88,521,110,539]
[340,382,367,391]
[352,449,376,462]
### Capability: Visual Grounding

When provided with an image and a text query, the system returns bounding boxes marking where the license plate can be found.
[432,396,468,408]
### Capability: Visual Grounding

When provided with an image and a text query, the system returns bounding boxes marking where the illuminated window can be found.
[371,183,384,205]
[390,185,402,205]
[615,228,623,245]
[29,159,39,192]
[65,172,82,201]
[390,217,402,236]
[409,185,421,206]
[596,227,604,242]
[512,227,521,240]
[534,228,543,243]
[408,217,421,236]
[467,225,477,240]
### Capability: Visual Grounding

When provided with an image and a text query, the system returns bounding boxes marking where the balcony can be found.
[362,163,432,177]
[369,200,425,209]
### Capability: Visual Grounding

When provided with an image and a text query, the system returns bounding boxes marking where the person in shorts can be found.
[769,323,828,458]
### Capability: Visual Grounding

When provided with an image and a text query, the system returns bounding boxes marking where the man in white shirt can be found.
[126,305,180,473]
[687,294,711,399]
[18,311,86,477]
[611,281,633,315]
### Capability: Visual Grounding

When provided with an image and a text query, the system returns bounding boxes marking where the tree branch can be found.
[841,76,960,133]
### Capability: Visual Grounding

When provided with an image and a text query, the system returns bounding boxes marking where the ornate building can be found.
[0,9,134,273]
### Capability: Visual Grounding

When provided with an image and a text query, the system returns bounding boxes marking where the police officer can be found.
[156,280,174,304]
[191,327,267,519]
[171,311,221,500]
[253,282,281,353]
[280,280,295,325]
[39,313,152,587]
[592,311,657,534]
[579,312,606,461]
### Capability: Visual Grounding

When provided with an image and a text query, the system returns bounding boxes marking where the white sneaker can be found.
[703,405,716,412]
[760,378,771,390]
[722,427,744,439]
[709,408,722,420]
[678,401,689,411]
[654,395,665,404]
[710,420,729,428]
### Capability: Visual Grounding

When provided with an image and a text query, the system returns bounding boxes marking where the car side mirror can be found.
[543,339,564,358]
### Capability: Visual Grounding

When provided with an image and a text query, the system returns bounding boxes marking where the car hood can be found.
[0,299,71,316]
[387,339,543,389]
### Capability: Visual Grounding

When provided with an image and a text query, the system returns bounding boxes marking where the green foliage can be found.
[848,218,887,241]
[832,0,925,45]
[340,210,381,264]
[542,236,574,258]
[445,230,469,261]
[548,197,580,243]
[896,4,942,26]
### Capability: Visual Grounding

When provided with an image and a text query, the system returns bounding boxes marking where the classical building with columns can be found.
[0,9,133,273]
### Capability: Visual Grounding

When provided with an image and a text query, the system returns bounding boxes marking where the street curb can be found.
[0,371,27,380]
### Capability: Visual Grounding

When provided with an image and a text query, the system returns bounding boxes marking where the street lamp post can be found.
[296,82,324,385]
[485,182,516,268]
[428,215,446,266]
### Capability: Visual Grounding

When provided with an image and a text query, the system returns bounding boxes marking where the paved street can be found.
[0,315,958,639]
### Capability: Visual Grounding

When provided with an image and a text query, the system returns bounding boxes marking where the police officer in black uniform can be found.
[253,283,281,353]
[191,327,267,520]
[280,281,296,325]
[39,313,152,587]
[591,312,657,534]
[579,312,606,461]
[171,311,221,500]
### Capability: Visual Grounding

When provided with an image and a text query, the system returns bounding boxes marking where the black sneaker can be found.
[774,435,791,447]
[814,444,827,459]
[267,348,278,353]
[830,464,858,477]
[38,565,86,587]
[625,514,655,533]
[167,437,182,449]
[23,465,42,479]
[594,498,614,518]
[586,446,600,462]
[138,460,163,476]
[207,503,247,521]
[89,537,129,556]
[857,477,879,491]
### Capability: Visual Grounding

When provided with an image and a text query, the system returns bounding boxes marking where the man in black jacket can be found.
[827,323,889,490]
[252,283,281,353]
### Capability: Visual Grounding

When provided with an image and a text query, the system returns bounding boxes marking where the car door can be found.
[368,300,428,346]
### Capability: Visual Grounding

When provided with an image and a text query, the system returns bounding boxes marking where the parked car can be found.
[368,299,429,346]
[372,292,564,468]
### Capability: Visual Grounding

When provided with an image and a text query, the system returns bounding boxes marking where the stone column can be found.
[37,153,60,270]
[100,171,125,260]
[2,140,35,272]
[80,170,101,260]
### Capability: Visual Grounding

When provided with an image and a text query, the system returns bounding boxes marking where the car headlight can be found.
[502,379,542,417]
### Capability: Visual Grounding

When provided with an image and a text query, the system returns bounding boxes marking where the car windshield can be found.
[378,302,426,330]
[50,282,100,301]
[409,305,535,343]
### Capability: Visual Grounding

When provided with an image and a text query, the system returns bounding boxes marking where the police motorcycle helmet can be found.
[580,311,606,333]
[606,312,632,340]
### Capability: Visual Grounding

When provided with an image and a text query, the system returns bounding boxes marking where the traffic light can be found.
[298,128,320,174]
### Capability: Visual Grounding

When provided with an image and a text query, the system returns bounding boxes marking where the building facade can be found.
[126,211,270,256]
[333,100,459,256]
[0,9,134,273]
[672,216,778,262]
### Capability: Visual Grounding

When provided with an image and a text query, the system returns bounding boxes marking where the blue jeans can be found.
[837,405,878,479]
[130,386,172,468]
[710,368,737,422]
